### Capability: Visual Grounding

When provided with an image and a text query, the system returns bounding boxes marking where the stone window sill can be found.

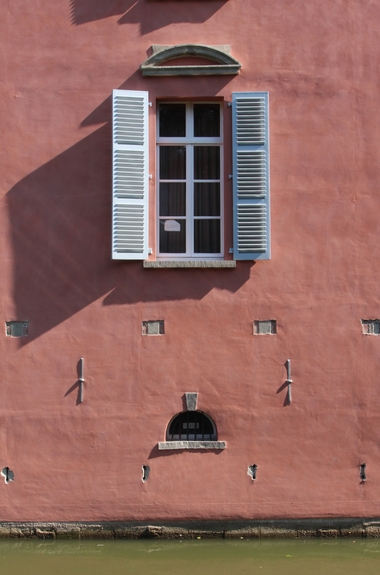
[158,441,226,450]
[143,261,236,269]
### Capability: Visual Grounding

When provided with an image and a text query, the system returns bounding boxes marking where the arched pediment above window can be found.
[141,44,241,76]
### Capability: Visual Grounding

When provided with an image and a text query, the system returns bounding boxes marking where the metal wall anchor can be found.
[78,357,84,403]
[286,358,292,404]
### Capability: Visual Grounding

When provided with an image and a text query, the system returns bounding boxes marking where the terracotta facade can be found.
[1,0,380,522]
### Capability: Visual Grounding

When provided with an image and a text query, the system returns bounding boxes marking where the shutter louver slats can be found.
[232,92,270,260]
[114,151,145,199]
[237,206,267,252]
[113,206,145,252]
[114,97,145,145]
[112,90,149,260]
[236,98,266,145]
[237,151,266,198]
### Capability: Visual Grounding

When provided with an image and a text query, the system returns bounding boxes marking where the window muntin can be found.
[157,102,223,258]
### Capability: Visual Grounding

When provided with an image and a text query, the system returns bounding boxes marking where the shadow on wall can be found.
[80,73,235,127]
[7,107,252,345]
[69,0,228,34]
[147,444,224,460]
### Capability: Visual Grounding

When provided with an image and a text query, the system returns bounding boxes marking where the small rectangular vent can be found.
[142,320,165,336]
[253,320,276,335]
[6,321,29,337]
[361,319,380,335]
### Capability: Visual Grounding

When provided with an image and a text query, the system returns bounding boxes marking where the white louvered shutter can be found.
[112,90,149,260]
[232,92,270,260]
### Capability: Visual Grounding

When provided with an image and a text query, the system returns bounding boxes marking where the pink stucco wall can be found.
[1,0,380,522]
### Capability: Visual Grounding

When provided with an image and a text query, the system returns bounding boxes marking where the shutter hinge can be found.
[227,102,232,107]
[229,248,234,254]
[149,174,152,179]
[148,102,152,107]
[229,175,233,179]
[148,248,153,255]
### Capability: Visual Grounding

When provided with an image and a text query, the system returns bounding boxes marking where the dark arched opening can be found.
[167,410,217,441]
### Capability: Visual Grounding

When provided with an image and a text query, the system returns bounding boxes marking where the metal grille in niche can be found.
[167,411,217,441]
[253,320,276,335]
[361,319,380,335]
[142,320,164,335]
[5,321,29,337]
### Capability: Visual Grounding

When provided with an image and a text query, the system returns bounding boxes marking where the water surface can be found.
[0,538,379,575]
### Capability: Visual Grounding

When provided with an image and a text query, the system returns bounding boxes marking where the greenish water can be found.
[0,539,379,575]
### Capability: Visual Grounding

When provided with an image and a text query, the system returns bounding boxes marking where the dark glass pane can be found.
[159,103,186,137]
[194,219,221,253]
[194,147,220,180]
[194,183,220,216]
[194,104,220,137]
[160,146,186,179]
[159,219,186,253]
[159,183,186,216]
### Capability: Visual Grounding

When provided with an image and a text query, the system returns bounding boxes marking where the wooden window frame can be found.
[156,101,223,260]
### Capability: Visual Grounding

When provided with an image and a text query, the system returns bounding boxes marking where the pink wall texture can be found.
[1,0,380,522]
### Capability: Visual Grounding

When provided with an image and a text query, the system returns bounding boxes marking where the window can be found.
[112,90,270,262]
[157,102,222,258]
[157,397,226,450]
[167,410,217,441]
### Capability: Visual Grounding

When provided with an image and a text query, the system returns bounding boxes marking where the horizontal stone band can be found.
[158,441,226,450]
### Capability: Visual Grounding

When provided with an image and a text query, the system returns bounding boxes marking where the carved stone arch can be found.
[141,44,241,76]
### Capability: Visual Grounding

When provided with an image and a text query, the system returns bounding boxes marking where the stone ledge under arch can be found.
[141,44,241,76]
[158,441,226,450]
